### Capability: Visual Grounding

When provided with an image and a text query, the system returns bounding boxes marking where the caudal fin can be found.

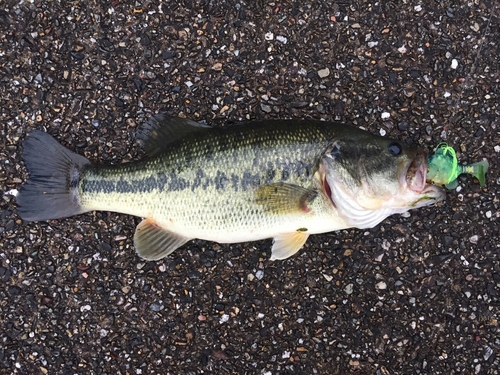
[17,130,90,221]
[465,160,489,187]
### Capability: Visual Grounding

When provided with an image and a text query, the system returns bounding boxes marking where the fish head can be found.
[320,135,445,228]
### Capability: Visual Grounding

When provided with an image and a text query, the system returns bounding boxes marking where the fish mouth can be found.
[404,150,428,194]
[401,149,446,208]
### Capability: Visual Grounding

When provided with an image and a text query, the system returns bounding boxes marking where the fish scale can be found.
[80,121,332,239]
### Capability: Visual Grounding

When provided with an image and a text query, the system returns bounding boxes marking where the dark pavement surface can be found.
[1,1,499,374]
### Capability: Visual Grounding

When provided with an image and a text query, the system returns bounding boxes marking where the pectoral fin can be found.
[134,218,191,260]
[255,183,318,215]
[270,231,310,260]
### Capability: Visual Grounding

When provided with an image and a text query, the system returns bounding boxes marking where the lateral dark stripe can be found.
[81,155,316,195]
[81,173,188,194]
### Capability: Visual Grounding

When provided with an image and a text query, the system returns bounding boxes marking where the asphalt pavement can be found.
[1,0,499,374]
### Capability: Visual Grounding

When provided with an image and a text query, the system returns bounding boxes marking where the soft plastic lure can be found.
[427,143,489,189]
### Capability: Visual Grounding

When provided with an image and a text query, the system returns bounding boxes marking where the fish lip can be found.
[404,149,428,194]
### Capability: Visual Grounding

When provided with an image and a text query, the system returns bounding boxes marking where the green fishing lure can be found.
[427,143,489,189]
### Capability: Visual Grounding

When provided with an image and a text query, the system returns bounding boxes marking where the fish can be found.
[17,114,445,261]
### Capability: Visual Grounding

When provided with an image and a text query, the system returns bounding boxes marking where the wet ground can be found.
[1,0,499,374]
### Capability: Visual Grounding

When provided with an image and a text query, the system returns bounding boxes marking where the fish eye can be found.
[388,142,403,156]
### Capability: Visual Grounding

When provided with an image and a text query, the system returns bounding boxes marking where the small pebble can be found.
[264,32,274,40]
[322,274,333,282]
[212,62,223,71]
[80,305,92,312]
[150,302,164,312]
[483,346,493,361]
[344,283,354,295]
[276,35,287,44]
[260,104,272,113]
[317,68,330,78]
[219,314,230,324]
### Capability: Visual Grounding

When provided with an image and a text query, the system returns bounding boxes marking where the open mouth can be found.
[405,150,427,193]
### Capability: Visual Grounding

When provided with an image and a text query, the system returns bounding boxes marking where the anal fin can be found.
[134,218,191,260]
[270,231,310,260]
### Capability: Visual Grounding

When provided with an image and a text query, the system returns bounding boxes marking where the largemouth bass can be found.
[17,115,445,260]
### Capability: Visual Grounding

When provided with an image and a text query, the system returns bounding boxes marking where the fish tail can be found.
[461,160,489,187]
[17,130,91,221]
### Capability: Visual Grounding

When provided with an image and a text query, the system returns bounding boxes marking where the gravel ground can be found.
[1,0,499,374]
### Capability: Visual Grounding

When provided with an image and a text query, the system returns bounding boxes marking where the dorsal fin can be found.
[136,113,211,155]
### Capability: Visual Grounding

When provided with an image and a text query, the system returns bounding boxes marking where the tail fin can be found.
[17,130,90,221]
[460,160,489,187]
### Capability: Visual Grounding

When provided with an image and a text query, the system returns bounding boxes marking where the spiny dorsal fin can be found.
[136,113,211,156]
[134,218,191,260]
[270,231,310,260]
[255,183,318,215]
